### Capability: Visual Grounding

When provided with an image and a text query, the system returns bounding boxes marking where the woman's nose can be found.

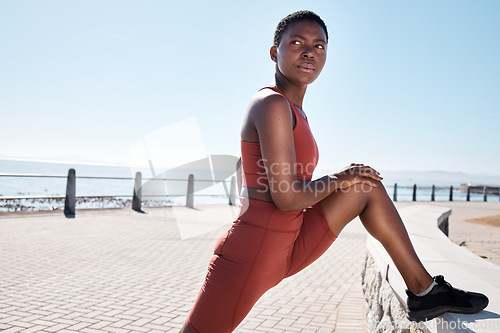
[301,47,314,58]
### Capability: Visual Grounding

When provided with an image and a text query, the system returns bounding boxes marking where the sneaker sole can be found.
[408,302,489,322]
[408,306,453,322]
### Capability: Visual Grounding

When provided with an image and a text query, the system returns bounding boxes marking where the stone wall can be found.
[362,253,427,333]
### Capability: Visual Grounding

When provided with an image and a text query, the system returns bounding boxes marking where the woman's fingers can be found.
[348,163,378,173]
[336,163,383,189]
[362,167,382,179]
[348,164,381,177]
[355,165,383,183]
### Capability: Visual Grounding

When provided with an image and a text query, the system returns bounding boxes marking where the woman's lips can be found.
[298,63,314,72]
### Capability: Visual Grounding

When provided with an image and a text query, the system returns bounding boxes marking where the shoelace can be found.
[436,275,467,307]
[436,276,466,294]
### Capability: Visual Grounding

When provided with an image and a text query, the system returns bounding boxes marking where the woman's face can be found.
[271,20,327,86]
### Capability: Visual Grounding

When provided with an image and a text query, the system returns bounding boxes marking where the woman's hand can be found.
[330,163,383,190]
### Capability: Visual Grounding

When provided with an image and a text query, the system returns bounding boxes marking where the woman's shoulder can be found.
[241,87,295,142]
[248,87,291,119]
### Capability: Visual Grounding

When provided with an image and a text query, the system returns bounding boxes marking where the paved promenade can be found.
[396,201,500,267]
[0,201,499,332]
[0,205,367,332]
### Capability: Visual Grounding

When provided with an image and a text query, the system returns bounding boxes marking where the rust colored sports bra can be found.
[241,86,319,189]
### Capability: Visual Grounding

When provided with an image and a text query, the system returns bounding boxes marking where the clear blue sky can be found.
[1,0,499,175]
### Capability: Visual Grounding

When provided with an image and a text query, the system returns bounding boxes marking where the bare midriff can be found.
[244,186,274,203]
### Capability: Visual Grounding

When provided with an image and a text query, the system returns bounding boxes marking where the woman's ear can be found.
[270,46,277,63]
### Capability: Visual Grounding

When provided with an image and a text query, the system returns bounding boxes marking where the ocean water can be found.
[0,159,235,212]
[0,159,497,212]
[0,159,133,197]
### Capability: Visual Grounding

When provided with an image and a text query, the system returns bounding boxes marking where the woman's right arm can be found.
[247,92,382,211]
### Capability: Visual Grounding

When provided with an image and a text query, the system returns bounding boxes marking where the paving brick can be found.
[103,327,130,333]
[21,325,49,333]
[110,319,134,328]
[0,316,22,324]
[93,315,121,323]
[66,321,92,331]
[31,319,57,327]
[44,323,71,332]
[1,327,25,333]
[144,322,172,330]
[0,323,12,330]
[80,328,106,333]
[131,317,153,327]
[53,318,78,326]
[122,324,152,332]
[88,320,113,329]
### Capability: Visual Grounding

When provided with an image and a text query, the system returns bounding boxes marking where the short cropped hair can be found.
[273,10,328,47]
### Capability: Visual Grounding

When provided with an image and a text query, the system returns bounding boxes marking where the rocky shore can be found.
[0,197,174,213]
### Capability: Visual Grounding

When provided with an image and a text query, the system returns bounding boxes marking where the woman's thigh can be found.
[285,203,336,277]
[186,220,296,332]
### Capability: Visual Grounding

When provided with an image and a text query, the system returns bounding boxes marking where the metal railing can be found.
[2,171,499,217]
[0,169,238,217]
[391,183,500,202]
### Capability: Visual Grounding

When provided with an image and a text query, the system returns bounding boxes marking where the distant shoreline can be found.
[0,155,133,167]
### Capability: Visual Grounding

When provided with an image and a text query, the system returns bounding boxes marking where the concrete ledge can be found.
[363,205,500,332]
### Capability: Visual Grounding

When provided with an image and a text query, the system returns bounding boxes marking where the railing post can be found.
[132,172,142,212]
[449,185,453,201]
[483,186,488,202]
[431,185,435,201]
[186,174,194,208]
[229,176,237,206]
[412,184,417,201]
[393,183,397,202]
[64,168,76,218]
[467,186,471,201]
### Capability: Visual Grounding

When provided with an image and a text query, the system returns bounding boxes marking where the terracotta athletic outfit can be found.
[185,86,336,333]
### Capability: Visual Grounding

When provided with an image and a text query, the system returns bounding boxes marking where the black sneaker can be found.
[406,275,489,322]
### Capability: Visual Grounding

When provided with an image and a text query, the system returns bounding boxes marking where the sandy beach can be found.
[467,213,500,227]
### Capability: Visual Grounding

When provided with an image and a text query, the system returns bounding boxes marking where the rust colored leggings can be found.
[186,198,336,332]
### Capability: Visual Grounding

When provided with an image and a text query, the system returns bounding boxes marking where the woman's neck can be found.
[274,72,307,109]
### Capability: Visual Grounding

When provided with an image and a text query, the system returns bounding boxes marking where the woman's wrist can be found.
[325,175,339,193]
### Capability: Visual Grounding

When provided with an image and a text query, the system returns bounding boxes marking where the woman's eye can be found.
[316,44,325,50]
[292,40,301,45]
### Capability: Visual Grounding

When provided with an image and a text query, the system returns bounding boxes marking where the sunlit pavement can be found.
[0,201,498,332]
